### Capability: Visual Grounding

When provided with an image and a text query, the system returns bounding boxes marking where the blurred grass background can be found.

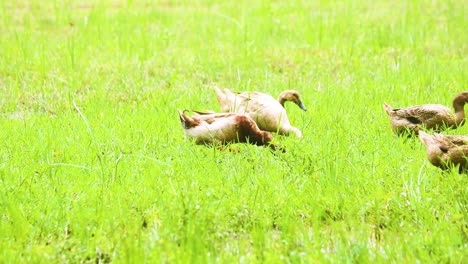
[0,0,466,262]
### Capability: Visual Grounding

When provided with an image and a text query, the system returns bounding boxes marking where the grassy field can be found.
[0,0,466,262]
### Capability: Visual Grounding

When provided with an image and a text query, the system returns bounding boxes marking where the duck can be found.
[418,130,468,173]
[178,110,279,150]
[213,86,307,137]
[383,91,468,135]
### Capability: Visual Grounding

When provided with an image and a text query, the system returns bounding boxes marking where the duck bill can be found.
[297,100,307,111]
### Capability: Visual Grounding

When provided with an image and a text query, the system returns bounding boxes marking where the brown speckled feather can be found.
[419,131,468,173]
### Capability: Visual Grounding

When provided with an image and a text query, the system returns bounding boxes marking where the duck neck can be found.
[277,94,287,107]
[454,106,465,126]
[453,98,467,126]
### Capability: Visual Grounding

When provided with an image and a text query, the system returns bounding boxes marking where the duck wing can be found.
[429,134,468,156]
[440,135,468,147]
[441,137,468,172]
[234,92,280,113]
[191,111,237,124]
[236,91,276,104]
[391,104,450,119]
[387,104,455,130]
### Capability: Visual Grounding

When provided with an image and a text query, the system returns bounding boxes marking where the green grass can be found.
[0,0,467,262]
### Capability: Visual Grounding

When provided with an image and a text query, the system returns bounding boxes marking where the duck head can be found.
[278,90,307,111]
[256,131,284,152]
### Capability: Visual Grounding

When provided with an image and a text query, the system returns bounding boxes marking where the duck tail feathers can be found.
[178,109,193,129]
[383,102,393,113]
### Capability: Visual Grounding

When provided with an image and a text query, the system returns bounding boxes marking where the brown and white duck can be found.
[418,130,468,173]
[178,110,278,150]
[383,91,468,135]
[213,86,307,137]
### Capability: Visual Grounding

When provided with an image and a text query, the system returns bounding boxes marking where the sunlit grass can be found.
[0,0,466,262]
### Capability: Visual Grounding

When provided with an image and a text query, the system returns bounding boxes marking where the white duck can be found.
[178,110,278,150]
[214,86,307,137]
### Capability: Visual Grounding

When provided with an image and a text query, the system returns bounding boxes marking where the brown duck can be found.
[178,110,278,150]
[383,91,468,135]
[418,130,468,173]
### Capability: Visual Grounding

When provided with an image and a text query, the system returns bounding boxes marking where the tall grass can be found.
[0,0,466,262]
